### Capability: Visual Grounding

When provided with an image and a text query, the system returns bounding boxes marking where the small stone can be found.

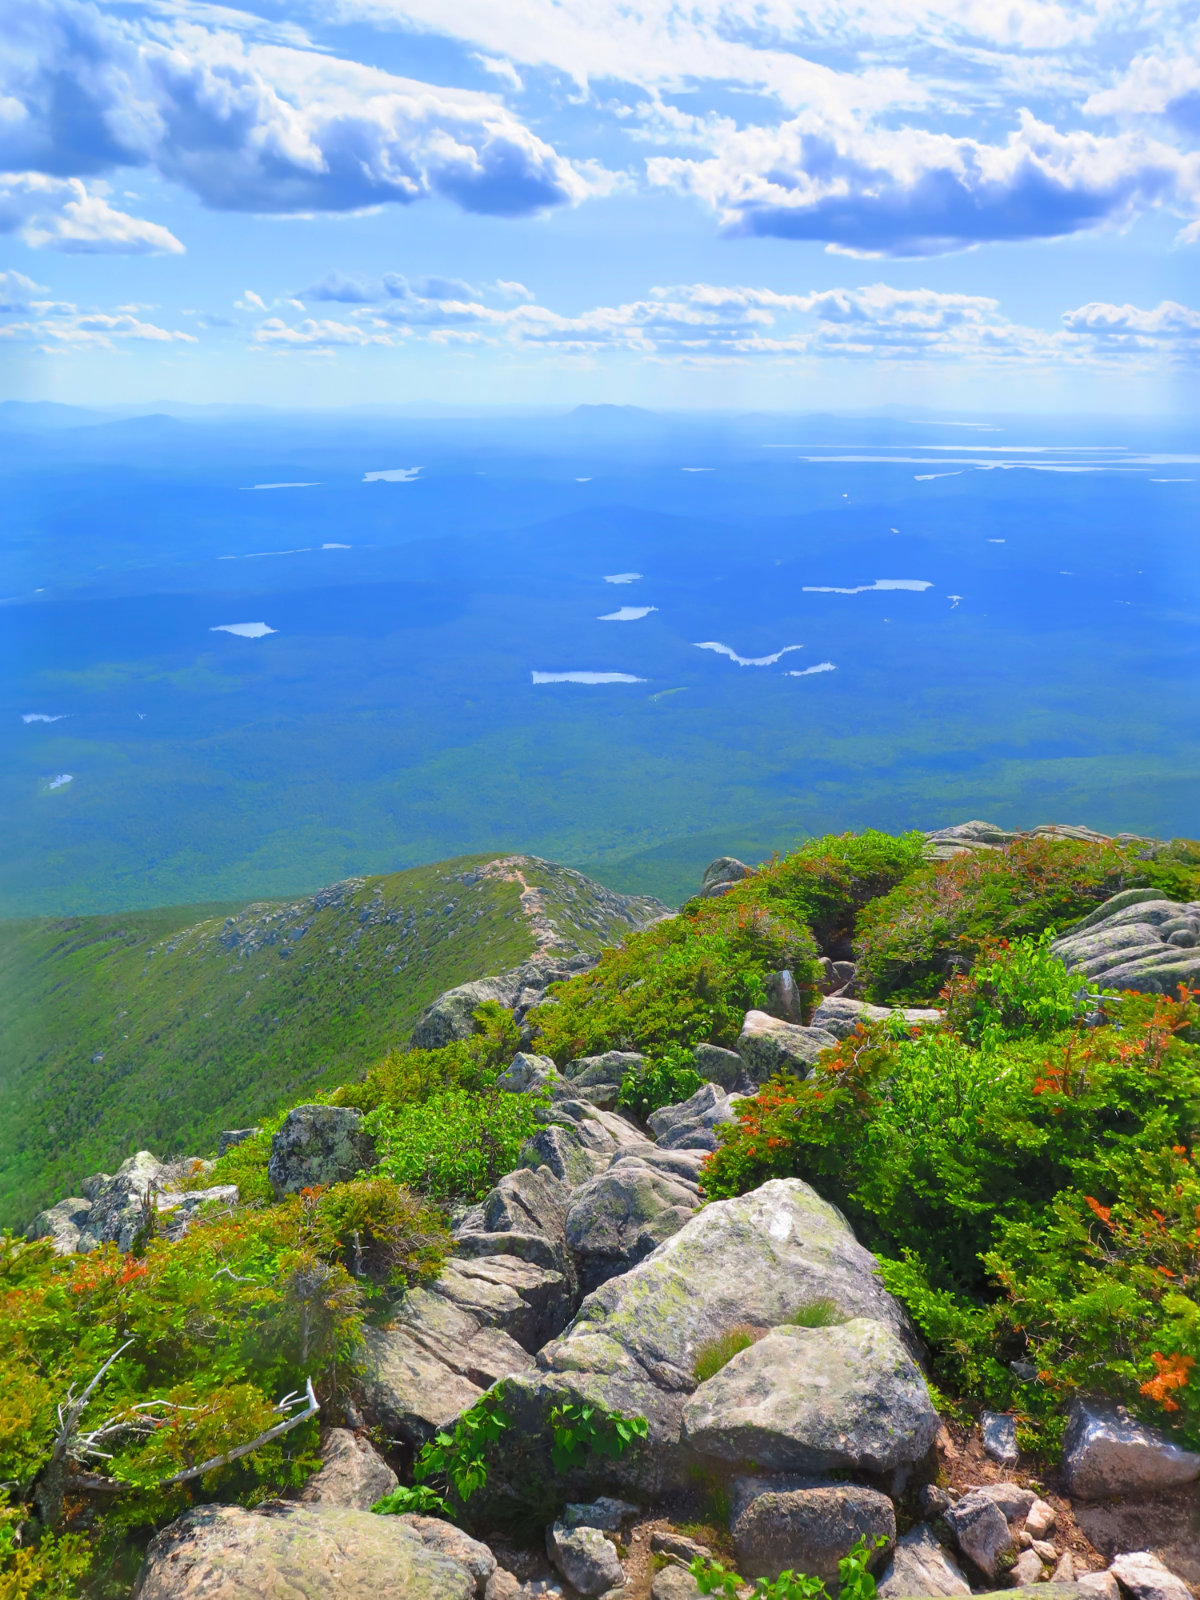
[919,1484,953,1519]
[1051,1553,1075,1583]
[1031,1540,1057,1563]
[982,1412,1019,1465]
[546,1524,624,1596]
[1023,1500,1056,1540]
[1061,1401,1200,1500]
[943,1492,1013,1580]
[562,1500,640,1533]
[973,1483,1036,1522]
[650,1533,714,1563]
[485,1572,524,1600]
[1020,1533,1033,1549]
[877,1523,971,1598]
[1008,1549,1044,1587]
[652,1568,701,1600]
[1108,1552,1193,1600]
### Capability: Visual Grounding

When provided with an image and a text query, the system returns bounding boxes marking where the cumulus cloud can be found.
[0,0,590,220]
[647,112,1195,255]
[0,173,184,253]
[1062,298,1200,358]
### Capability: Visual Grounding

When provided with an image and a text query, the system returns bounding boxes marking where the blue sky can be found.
[2,0,1199,410]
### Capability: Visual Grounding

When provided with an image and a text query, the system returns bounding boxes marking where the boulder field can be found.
[31,824,1200,1600]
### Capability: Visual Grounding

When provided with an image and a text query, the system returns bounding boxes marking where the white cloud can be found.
[0,173,184,253]
[1061,298,1200,359]
[0,0,592,220]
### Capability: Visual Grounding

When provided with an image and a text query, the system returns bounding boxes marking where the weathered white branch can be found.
[156,1377,319,1488]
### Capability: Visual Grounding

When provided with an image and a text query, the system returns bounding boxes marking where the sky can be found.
[1,0,1199,411]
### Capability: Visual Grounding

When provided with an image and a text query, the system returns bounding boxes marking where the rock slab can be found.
[730,1480,895,1585]
[877,1523,970,1598]
[1061,1400,1200,1500]
[133,1502,476,1600]
[681,1317,939,1474]
[295,1429,397,1510]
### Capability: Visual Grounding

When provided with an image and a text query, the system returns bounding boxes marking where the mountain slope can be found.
[0,854,664,1227]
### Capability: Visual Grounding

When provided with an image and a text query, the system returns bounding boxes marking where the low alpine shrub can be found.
[364,1085,548,1204]
[617,1048,705,1121]
[306,1178,449,1291]
[533,897,820,1062]
[334,1001,521,1114]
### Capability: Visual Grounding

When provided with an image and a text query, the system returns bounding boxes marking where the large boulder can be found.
[1108,1552,1194,1600]
[398,1516,497,1597]
[70,1151,218,1254]
[27,1197,91,1255]
[1052,890,1200,994]
[495,1054,569,1098]
[877,1524,970,1598]
[132,1501,476,1600]
[692,1044,743,1090]
[699,858,753,899]
[736,1013,837,1085]
[566,1156,702,1291]
[564,1052,644,1110]
[411,975,525,1049]
[546,1521,624,1595]
[267,1107,376,1198]
[648,1083,742,1152]
[810,997,942,1041]
[730,1479,895,1585]
[295,1429,397,1510]
[358,1254,565,1445]
[1061,1399,1200,1500]
[680,1317,939,1475]
[500,1178,920,1494]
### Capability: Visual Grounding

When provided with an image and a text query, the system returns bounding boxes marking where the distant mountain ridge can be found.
[0,854,666,1228]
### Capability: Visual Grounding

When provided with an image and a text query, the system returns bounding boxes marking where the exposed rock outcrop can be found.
[268,1106,376,1198]
[294,1429,397,1510]
[133,1502,477,1600]
[736,1012,837,1084]
[1061,1399,1200,1500]
[1052,890,1200,994]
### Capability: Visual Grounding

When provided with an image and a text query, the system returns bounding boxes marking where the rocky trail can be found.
[24,822,1200,1600]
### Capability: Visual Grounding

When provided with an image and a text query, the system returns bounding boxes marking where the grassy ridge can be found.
[0,854,662,1228]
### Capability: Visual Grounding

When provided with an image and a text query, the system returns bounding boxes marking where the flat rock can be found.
[132,1501,476,1600]
[565,1053,644,1097]
[268,1106,375,1198]
[943,1491,1013,1580]
[1078,1573,1121,1600]
[566,1159,701,1291]
[982,1411,1019,1465]
[972,1484,1036,1522]
[922,822,1017,861]
[652,1568,700,1600]
[501,1178,919,1494]
[1061,1400,1200,1500]
[809,998,943,1041]
[681,1317,939,1474]
[877,1523,970,1598]
[1052,892,1200,994]
[546,1523,624,1595]
[359,1323,484,1446]
[648,1083,742,1153]
[295,1429,397,1510]
[1109,1553,1193,1600]
[730,1480,895,1585]
[736,1012,837,1085]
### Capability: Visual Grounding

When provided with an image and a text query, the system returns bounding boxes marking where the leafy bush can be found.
[617,1048,705,1121]
[334,1001,521,1115]
[364,1086,548,1204]
[701,952,1200,1445]
[533,897,820,1063]
[373,1483,451,1518]
[414,1387,511,1503]
[734,830,925,953]
[855,835,1199,1004]
[306,1178,448,1291]
[944,932,1099,1046]
[690,1534,887,1600]
[548,1401,649,1473]
[693,1327,759,1382]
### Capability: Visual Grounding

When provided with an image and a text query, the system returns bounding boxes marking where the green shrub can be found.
[735,830,926,952]
[548,1401,649,1473]
[364,1086,547,1204]
[413,1386,511,1502]
[690,1534,887,1600]
[693,1327,759,1382]
[372,1484,451,1518]
[617,1048,705,1121]
[307,1178,448,1292]
[944,931,1099,1046]
[533,897,820,1063]
[701,956,1200,1446]
[855,835,1200,1004]
[334,1001,521,1115]
[181,1115,285,1205]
